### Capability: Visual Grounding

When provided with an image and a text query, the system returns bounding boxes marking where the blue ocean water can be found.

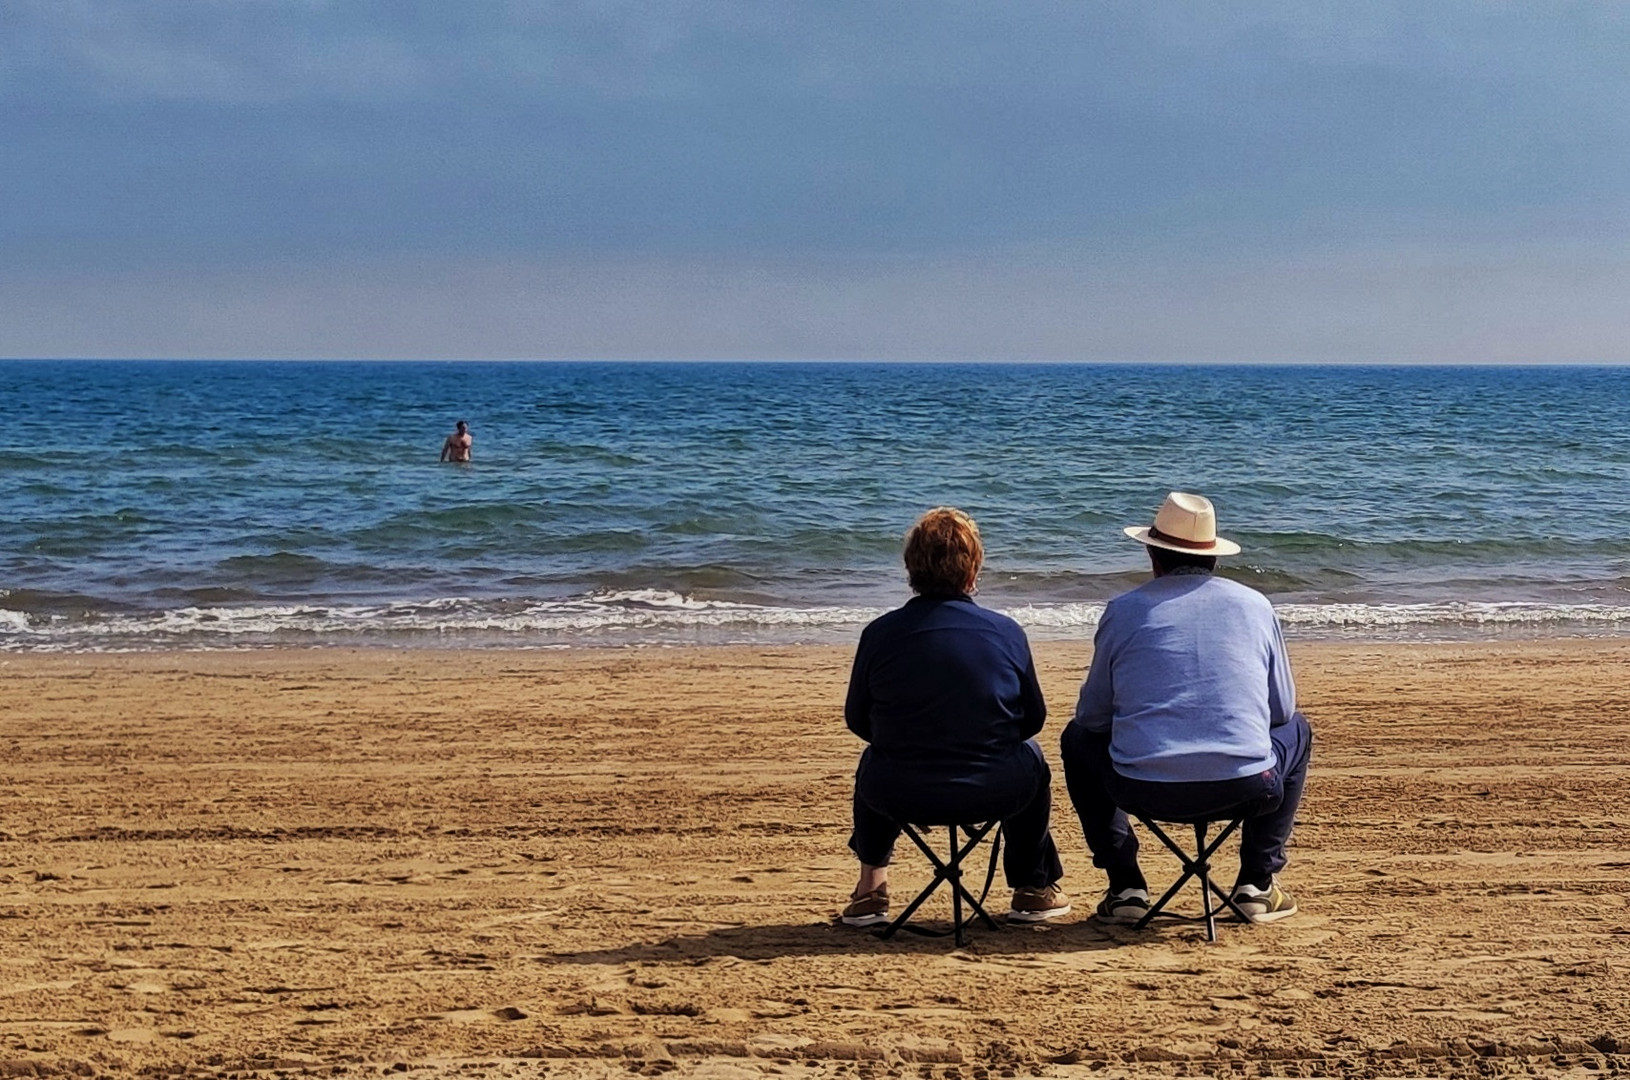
[2,360,1628,650]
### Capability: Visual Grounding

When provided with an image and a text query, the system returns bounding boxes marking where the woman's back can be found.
[847,595,1044,778]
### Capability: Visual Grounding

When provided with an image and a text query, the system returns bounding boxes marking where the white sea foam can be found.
[1274,601,1630,628]
[3,595,1630,651]
[1019,600,1630,631]
[0,592,884,650]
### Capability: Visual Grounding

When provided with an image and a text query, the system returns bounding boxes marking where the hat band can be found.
[1148,525,1216,550]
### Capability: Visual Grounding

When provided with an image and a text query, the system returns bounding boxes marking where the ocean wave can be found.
[1276,601,1630,629]
[0,590,882,651]
[1011,600,1630,632]
[4,592,1630,651]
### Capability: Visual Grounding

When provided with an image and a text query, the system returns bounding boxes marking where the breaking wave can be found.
[4,590,1630,652]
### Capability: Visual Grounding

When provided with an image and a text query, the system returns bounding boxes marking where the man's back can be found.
[1062,491,1312,925]
[1073,571,1294,783]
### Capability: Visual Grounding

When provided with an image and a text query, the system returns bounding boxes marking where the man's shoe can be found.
[839,886,890,927]
[1008,883,1071,923]
[1231,878,1298,923]
[1095,886,1151,924]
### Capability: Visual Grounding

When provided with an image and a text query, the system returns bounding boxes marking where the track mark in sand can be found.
[1411,1006,1518,1020]
[0,980,81,995]
[630,998,705,1017]
[418,1006,530,1023]
[556,997,622,1016]
[393,948,501,971]
[113,980,170,994]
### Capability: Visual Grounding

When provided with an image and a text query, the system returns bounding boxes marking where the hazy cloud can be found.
[3,3,1627,359]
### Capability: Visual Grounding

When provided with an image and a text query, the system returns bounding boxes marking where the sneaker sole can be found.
[1244,904,1298,924]
[1095,905,1149,925]
[1007,904,1071,923]
[840,913,890,927]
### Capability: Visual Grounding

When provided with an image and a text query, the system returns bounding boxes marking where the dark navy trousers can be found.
[1060,712,1312,891]
[849,739,1065,890]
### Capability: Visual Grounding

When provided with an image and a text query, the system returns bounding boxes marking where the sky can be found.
[3,2,1628,363]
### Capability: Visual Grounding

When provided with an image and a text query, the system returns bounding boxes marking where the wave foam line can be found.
[1012,601,1630,630]
[4,592,1630,650]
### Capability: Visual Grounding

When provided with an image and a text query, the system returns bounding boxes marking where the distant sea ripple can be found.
[3,361,1628,650]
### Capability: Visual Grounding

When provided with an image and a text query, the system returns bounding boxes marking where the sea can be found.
[2,361,1628,651]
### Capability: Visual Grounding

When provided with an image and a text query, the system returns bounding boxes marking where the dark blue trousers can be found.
[850,740,1065,890]
[1059,713,1312,891]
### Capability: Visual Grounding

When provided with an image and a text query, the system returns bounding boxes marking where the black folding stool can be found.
[1132,811,1258,942]
[878,821,1003,947]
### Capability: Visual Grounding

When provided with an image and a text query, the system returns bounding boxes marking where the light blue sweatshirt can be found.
[1071,569,1294,783]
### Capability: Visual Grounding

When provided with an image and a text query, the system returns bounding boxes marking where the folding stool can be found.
[878,821,1002,947]
[1133,812,1257,942]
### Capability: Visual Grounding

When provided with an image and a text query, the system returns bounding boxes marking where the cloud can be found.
[5,237,1628,363]
[2,3,1628,359]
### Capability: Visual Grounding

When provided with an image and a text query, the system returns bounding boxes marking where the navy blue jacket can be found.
[845,595,1046,805]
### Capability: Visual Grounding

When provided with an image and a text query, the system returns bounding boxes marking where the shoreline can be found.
[2,638,1627,1077]
[3,631,1630,663]
[6,613,1630,655]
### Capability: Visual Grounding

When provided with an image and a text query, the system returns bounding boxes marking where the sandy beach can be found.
[1,641,1627,1078]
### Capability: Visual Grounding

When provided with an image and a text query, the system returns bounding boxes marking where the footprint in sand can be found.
[116,980,170,994]
[104,1028,159,1043]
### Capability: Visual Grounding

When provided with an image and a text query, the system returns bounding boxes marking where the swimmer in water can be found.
[440,420,472,463]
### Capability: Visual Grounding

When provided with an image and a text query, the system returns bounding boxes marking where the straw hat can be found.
[1123,491,1242,556]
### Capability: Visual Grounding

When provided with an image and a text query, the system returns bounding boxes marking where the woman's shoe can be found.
[839,886,891,927]
[1009,883,1072,922]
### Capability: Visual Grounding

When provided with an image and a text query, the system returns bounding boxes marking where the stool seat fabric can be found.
[1123,801,1256,825]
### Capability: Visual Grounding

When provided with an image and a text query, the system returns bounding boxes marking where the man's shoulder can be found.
[1203,574,1274,608]
[1112,573,1274,612]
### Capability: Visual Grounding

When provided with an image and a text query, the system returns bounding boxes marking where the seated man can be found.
[1061,492,1312,924]
[841,506,1069,927]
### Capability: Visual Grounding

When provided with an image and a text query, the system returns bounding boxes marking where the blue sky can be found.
[3,2,1628,362]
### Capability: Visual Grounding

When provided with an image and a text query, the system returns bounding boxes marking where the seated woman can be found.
[840,507,1070,927]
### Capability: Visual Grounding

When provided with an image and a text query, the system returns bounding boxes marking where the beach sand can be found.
[1,641,1627,1078]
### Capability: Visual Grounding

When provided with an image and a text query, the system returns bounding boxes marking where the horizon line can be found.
[4,356,1628,367]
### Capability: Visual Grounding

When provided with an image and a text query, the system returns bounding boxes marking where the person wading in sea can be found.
[440,420,472,463]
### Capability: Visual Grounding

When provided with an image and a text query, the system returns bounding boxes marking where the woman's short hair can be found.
[904,507,984,596]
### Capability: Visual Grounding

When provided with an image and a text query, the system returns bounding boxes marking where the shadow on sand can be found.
[545,915,1163,965]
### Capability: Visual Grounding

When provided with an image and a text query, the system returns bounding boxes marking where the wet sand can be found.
[1,641,1627,1078]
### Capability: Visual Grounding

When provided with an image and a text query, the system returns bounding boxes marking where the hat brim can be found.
[1123,525,1241,557]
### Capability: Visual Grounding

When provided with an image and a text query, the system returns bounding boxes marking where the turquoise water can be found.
[3,361,1628,649]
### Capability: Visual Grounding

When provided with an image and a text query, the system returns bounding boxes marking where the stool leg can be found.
[1195,822,1217,942]
[880,822,999,943]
